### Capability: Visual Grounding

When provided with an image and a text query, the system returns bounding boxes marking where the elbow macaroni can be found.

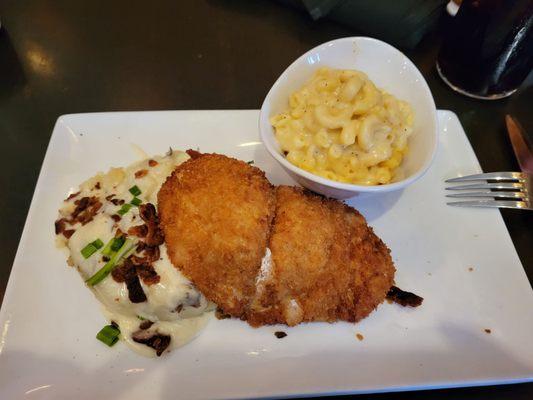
[270,67,414,185]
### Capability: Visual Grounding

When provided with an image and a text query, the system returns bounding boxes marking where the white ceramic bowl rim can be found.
[259,36,438,193]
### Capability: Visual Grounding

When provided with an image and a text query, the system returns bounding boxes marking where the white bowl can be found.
[259,37,438,199]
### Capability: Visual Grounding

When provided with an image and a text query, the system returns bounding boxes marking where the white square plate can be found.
[0,110,532,399]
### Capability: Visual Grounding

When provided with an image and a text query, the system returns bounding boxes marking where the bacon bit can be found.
[135,169,148,179]
[136,241,147,252]
[131,331,170,356]
[111,261,129,283]
[356,333,364,341]
[484,328,491,334]
[148,159,158,167]
[71,197,89,217]
[142,245,160,263]
[63,229,75,239]
[144,227,163,247]
[386,286,423,307]
[134,241,161,263]
[128,281,146,303]
[140,320,154,330]
[105,194,116,201]
[110,198,125,206]
[111,214,121,222]
[130,245,160,265]
[136,264,160,285]
[129,243,160,284]
[113,256,160,288]
[93,182,101,190]
[111,259,147,303]
[65,191,80,201]
[274,331,287,339]
[115,228,124,238]
[55,217,75,238]
[175,304,184,313]
[186,149,202,159]
[129,255,144,266]
[139,203,164,246]
[215,308,231,320]
[128,224,148,238]
[71,196,102,225]
[54,218,68,234]
[139,203,157,221]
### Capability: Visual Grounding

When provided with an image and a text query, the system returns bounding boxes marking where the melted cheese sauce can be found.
[103,309,212,358]
[56,151,215,357]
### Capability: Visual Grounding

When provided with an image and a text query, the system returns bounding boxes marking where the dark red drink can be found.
[437,0,533,99]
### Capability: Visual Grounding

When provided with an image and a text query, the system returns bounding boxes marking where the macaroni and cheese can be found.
[270,67,414,185]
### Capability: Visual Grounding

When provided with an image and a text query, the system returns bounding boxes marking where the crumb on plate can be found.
[274,331,287,339]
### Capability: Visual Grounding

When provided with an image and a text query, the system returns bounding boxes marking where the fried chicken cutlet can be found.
[158,153,275,317]
[247,186,395,326]
[159,153,395,327]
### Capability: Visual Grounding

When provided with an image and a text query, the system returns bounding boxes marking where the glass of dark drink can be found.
[437,0,533,100]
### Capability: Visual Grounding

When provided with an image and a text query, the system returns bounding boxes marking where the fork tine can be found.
[446,182,523,190]
[446,172,524,182]
[447,200,530,210]
[446,191,526,199]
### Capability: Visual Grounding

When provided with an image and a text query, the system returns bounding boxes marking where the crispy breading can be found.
[157,153,275,317]
[159,154,395,327]
[247,186,395,327]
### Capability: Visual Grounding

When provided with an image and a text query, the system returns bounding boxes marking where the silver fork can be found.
[445,172,532,210]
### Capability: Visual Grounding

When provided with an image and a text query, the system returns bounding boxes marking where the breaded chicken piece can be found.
[159,153,395,327]
[158,153,275,317]
[247,186,395,327]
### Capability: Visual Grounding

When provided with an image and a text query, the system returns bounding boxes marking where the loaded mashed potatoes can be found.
[55,149,214,357]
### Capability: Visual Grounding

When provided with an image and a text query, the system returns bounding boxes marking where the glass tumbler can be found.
[437,0,533,100]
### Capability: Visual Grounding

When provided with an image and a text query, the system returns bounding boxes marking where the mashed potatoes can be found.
[55,150,214,357]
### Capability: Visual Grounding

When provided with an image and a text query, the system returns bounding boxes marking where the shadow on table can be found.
[0,29,26,101]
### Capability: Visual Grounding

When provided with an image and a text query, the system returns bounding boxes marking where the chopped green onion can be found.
[130,197,142,206]
[110,236,126,252]
[102,236,125,255]
[129,185,141,196]
[101,238,115,256]
[96,324,120,347]
[86,239,134,286]
[81,244,97,259]
[247,160,254,165]
[81,239,104,259]
[122,244,137,259]
[137,315,145,320]
[117,203,132,216]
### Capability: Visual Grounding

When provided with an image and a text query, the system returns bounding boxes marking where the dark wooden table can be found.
[0,1,531,399]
